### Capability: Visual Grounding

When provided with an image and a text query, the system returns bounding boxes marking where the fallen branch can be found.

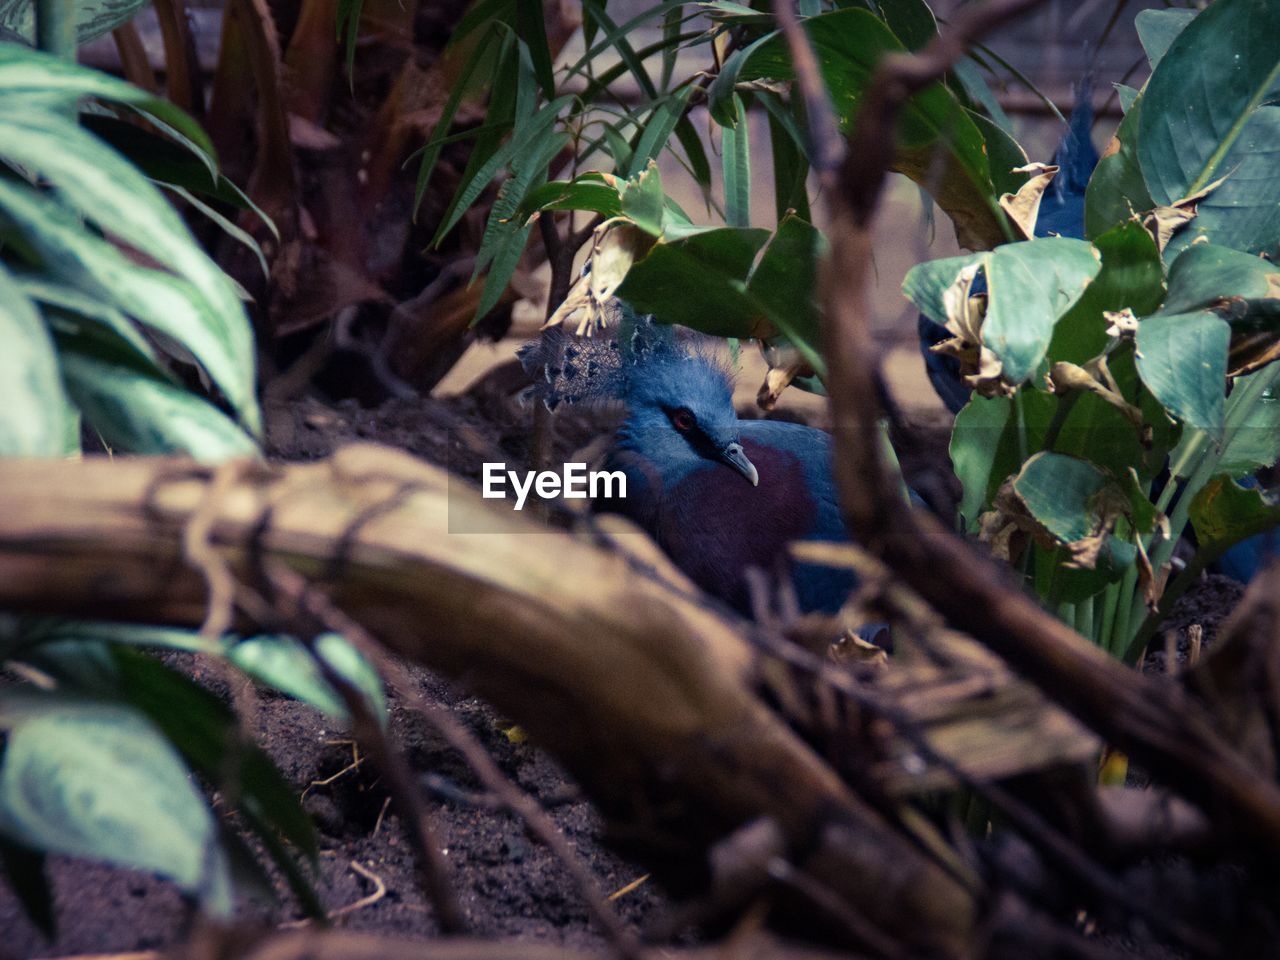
[0,447,980,956]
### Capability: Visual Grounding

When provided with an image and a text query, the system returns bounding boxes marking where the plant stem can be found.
[35,0,76,59]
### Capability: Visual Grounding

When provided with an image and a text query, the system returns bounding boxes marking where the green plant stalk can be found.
[35,0,77,59]
[1120,367,1280,661]
[1077,594,1094,643]
[1097,577,1120,654]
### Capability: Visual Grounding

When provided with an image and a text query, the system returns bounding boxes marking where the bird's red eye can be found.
[671,409,696,432]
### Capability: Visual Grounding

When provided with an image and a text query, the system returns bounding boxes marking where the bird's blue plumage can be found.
[519,316,863,619]
[601,351,854,616]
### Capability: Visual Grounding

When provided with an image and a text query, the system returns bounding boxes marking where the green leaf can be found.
[950,394,1014,532]
[721,93,751,227]
[620,161,667,236]
[1189,476,1280,558]
[765,96,812,222]
[1161,243,1280,316]
[413,20,503,215]
[969,110,1027,197]
[517,174,623,222]
[0,263,71,456]
[616,225,771,336]
[1012,451,1109,544]
[0,696,232,915]
[983,238,1101,383]
[1218,366,1280,476]
[627,86,694,178]
[80,113,275,236]
[1133,8,1198,72]
[1137,0,1280,257]
[0,126,257,432]
[879,0,937,50]
[738,8,1006,248]
[54,318,257,460]
[706,32,774,127]
[900,251,986,322]
[514,0,556,99]
[0,0,149,45]
[1115,83,1139,115]
[430,93,571,246]
[0,45,215,160]
[953,58,1013,133]
[746,213,824,371]
[1134,310,1230,432]
[1047,221,1164,366]
[1083,94,1153,239]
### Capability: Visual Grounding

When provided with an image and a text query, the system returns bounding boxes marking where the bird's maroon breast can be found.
[659,440,815,612]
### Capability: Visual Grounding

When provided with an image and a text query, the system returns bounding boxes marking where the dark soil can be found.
[0,387,1250,958]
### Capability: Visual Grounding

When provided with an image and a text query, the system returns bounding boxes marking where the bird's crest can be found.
[517,303,731,411]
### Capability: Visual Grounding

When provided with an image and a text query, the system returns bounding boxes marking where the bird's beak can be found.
[721,442,759,487]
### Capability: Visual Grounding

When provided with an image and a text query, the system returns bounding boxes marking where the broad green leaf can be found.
[1115,83,1139,115]
[746,213,824,370]
[721,94,751,227]
[983,238,1101,383]
[0,264,71,456]
[900,251,986,323]
[1161,243,1280,315]
[55,320,256,460]
[0,0,148,45]
[620,161,667,236]
[1189,476,1280,558]
[0,179,258,430]
[1133,8,1197,71]
[80,114,275,235]
[765,96,812,223]
[1084,94,1153,239]
[616,226,771,336]
[1047,221,1164,366]
[1137,0,1280,257]
[969,110,1027,197]
[221,634,388,722]
[950,394,1013,532]
[0,696,232,915]
[879,0,937,51]
[1134,310,1230,432]
[1218,365,1280,475]
[0,45,214,158]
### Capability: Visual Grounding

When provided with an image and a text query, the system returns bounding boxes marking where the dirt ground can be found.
[0,380,1248,959]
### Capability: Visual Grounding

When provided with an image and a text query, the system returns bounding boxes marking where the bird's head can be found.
[619,353,759,487]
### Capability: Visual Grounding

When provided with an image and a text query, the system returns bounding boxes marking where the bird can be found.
[519,315,862,620]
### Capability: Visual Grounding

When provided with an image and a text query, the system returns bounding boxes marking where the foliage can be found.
[0,10,384,929]
[417,0,1032,363]
[902,0,1280,662]
[0,42,260,459]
